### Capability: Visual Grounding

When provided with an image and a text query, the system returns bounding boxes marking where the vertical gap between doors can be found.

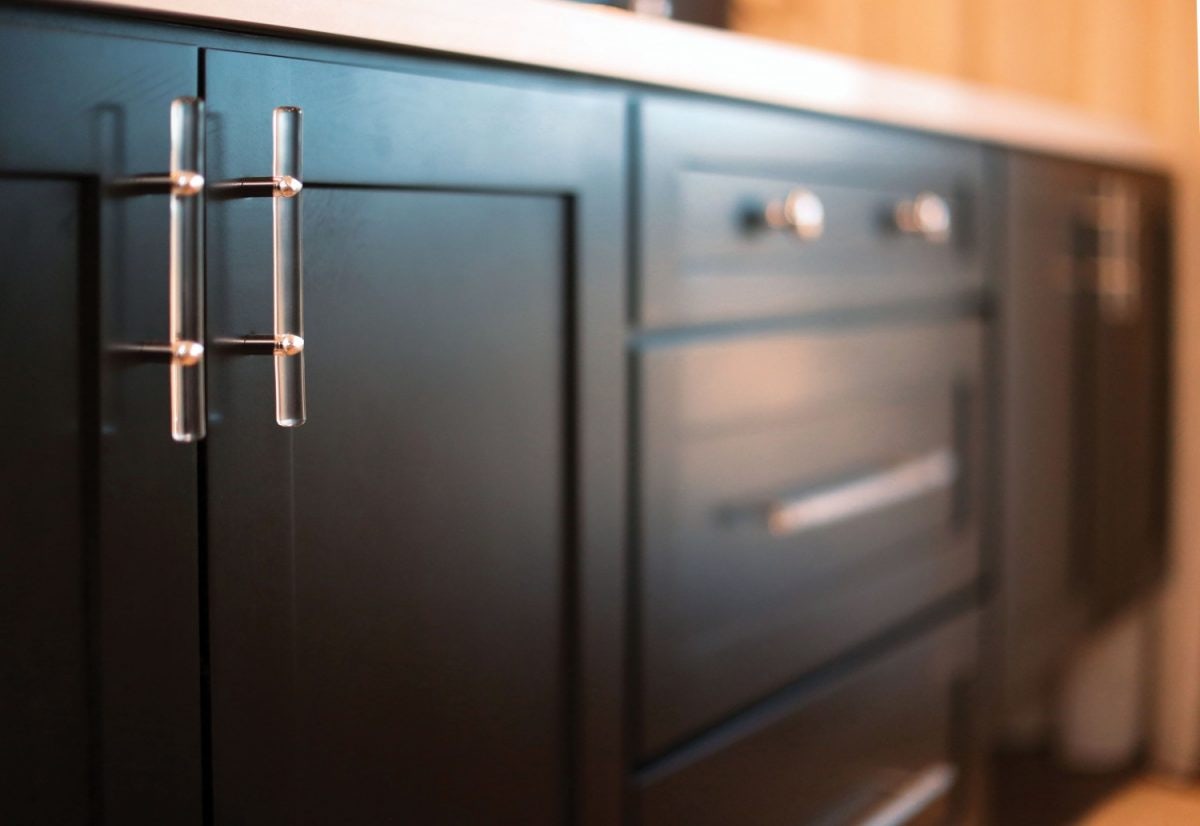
[563,192,582,826]
[197,45,215,826]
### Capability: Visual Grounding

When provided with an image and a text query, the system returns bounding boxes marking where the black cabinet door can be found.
[0,20,202,825]
[999,152,1169,732]
[203,51,625,825]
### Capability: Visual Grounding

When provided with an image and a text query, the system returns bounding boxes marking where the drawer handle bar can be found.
[112,97,207,442]
[217,106,307,427]
[855,763,958,826]
[765,449,957,537]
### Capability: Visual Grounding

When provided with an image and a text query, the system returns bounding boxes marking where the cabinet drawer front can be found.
[638,613,978,826]
[638,98,985,327]
[638,320,983,754]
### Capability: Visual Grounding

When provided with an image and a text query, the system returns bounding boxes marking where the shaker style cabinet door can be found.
[0,19,203,826]
[202,51,625,825]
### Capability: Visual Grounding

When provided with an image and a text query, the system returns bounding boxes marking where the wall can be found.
[1151,0,1200,780]
[731,0,1163,130]
[734,0,1200,779]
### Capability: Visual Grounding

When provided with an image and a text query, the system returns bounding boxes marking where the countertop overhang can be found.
[57,0,1166,168]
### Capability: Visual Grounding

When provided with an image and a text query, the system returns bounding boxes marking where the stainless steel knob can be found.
[894,192,951,242]
[764,188,825,240]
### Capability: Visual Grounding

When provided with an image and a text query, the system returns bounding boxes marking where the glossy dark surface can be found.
[636,318,984,756]
[637,612,980,826]
[0,24,202,825]
[636,96,986,327]
[0,7,1174,826]
[0,179,89,825]
[203,49,626,825]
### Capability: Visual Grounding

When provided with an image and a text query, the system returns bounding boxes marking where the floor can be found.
[992,750,1139,825]
[991,750,1200,824]
[1081,780,1200,825]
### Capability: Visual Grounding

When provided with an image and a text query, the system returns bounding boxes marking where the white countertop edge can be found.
[57,0,1169,168]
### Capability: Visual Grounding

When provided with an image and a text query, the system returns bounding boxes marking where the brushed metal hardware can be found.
[855,763,957,826]
[112,97,207,442]
[765,448,958,537]
[211,174,302,198]
[764,187,825,240]
[894,192,951,243]
[232,333,305,356]
[113,171,206,197]
[119,339,206,366]
[218,106,307,427]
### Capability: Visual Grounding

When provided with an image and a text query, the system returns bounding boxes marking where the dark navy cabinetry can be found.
[998,153,1170,742]
[1,11,625,825]
[0,6,1170,825]
[629,94,993,824]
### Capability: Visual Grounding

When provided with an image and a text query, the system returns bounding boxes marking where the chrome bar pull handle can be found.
[764,448,958,537]
[169,98,207,441]
[854,763,958,826]
[271,106,306,426]
[113,97,207,442]
[217,106,307,427]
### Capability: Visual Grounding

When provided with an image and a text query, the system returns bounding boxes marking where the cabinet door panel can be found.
[0,179,89,826]
[205,49,626,826]
[0,24,192,174]
[208,187,568,824]
[0,20,202,825]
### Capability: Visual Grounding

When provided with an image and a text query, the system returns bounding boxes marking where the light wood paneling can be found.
[730,0,863,54]
[732,0,1169,128]
[857,0,968,77]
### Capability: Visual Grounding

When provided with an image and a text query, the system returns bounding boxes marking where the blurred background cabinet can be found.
[998,152,1170,747]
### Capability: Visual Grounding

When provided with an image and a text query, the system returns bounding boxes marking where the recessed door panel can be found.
[207,186,569,824]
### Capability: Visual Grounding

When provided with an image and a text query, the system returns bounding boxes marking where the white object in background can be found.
[1056,604,1149,772]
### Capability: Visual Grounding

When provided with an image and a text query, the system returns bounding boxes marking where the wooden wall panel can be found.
[730,0,864,56]
[960,0,1081,104]
[731,0,1169,128]
[856,0,968,77]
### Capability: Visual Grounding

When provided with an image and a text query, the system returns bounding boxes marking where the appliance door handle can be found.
[854,763,958,826]
[764,448,958,537]
[113,96,208,442]
[216,105,307,427]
